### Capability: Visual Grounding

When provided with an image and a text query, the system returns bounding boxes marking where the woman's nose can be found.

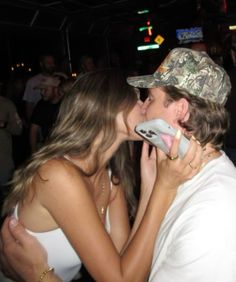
[137,100,146,115]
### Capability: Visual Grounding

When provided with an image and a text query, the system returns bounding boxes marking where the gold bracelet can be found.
[38,267,54,282]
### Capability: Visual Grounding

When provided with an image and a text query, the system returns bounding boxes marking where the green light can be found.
[137,44,160,51]
[137,9,149,14]
[139,26,153,32]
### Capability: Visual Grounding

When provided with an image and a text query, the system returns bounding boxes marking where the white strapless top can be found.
[13,181,112,282]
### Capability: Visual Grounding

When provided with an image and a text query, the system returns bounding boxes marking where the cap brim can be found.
[127,74,164,88]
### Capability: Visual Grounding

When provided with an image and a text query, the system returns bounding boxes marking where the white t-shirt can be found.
[23,73,45,105]
[149,152,236,282]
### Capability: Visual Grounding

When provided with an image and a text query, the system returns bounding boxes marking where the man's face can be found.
[41,56,56,74]
[40,86,55,102]
[83,58,95,72]
[142,87,178,128]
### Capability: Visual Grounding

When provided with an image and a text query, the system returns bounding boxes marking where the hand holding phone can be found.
[135,119,189,158]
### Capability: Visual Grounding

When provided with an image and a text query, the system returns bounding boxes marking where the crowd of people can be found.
[0,54,76,208]
[0,47,236,282]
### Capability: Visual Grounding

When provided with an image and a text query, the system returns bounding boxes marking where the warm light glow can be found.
[148,26,152,36]
[72,73,77,77]
[11,67,14,71]
[28,68,32,72]
[229,25,236,30]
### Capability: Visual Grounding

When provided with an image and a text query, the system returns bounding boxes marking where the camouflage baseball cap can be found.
[127,48,231,105]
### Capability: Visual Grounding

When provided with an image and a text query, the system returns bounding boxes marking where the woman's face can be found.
[117,94,146,141]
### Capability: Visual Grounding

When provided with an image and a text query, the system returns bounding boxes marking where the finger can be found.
[141,142,157,160]
[156,147,166,164]
[1,217,15,245]
[7,218,30,247]
[182,136,198,166]
[182,138,204,179]
[141,141,150,159]
[168,129,181,159]
[187,140,203,171]
[149,145,156,159]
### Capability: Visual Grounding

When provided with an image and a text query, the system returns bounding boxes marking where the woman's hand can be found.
[155,131,203,193]
[140,142,157,196]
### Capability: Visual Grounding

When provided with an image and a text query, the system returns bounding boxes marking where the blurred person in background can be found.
[23,54,56,120]
[0,83,22,206]
[29,74,72,153]
[78,54,96,74]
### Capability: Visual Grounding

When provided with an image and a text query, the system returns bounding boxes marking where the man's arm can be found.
[0,217,62,282]
[5,101,22,135]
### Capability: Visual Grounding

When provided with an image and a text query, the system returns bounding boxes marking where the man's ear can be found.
[175,98,190,122]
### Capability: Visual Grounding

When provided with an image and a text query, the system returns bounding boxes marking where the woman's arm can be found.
[122,142,156,248]
[1,132,203,282]
[108,183,131,252]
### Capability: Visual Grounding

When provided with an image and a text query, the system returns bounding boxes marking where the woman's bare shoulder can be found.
[35,158,83,186]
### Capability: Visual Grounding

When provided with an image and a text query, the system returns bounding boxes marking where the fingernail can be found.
[176,129,181,139]
[200,162,206,169]
[9,218,18,229]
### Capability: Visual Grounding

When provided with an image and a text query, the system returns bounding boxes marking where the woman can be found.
[0,69,202,282]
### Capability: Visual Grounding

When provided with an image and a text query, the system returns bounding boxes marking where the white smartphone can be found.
[135,118,189,158]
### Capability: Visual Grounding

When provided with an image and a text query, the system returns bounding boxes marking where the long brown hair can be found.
[3,69,138,217]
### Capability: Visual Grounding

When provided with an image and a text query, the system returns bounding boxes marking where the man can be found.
[0,95,22,186]
[23,54,56,120]
[127,47,236,281]
[0,48,235,282]
[29,75,63,153]
[0,94,22,224]
[78,54,96,74]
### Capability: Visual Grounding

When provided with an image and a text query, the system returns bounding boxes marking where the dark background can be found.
[0,0,236,80]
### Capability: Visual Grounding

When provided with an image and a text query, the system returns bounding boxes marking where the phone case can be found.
[135,119,189,158]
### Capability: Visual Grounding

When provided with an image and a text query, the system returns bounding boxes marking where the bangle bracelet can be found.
[38,267,54,282]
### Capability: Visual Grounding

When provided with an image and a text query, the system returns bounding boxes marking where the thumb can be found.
[156,147,166,164]
[8,218,28,246]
